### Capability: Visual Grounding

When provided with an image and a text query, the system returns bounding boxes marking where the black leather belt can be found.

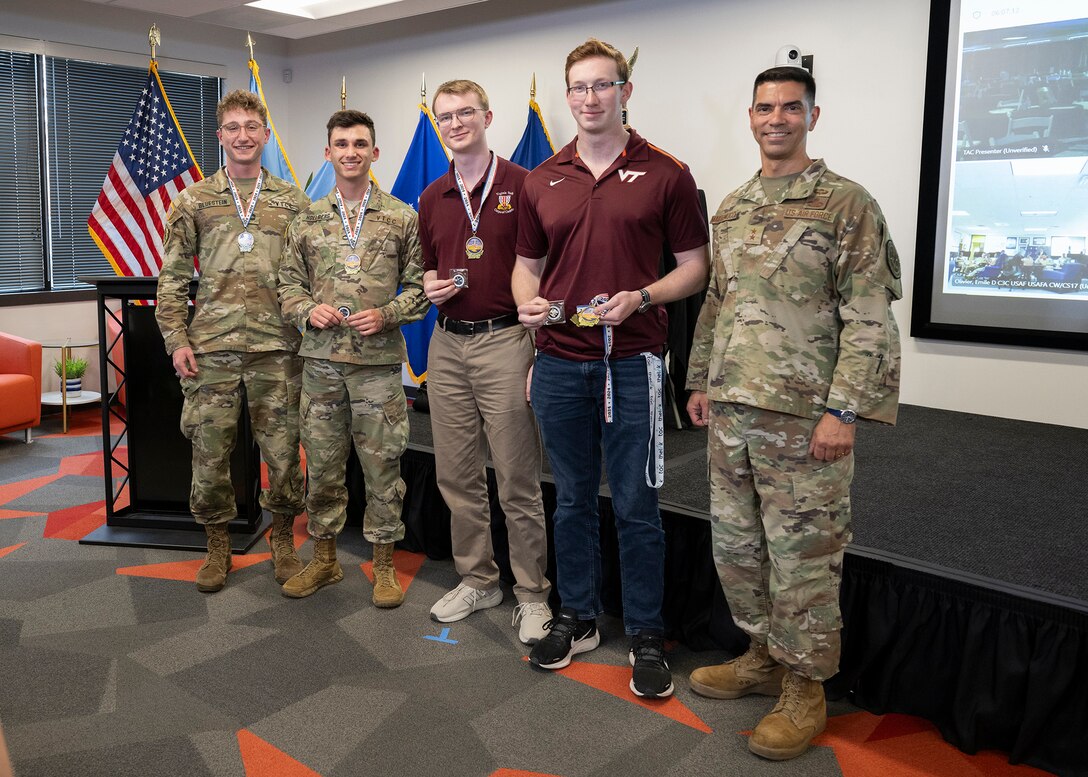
[437,312,520,336]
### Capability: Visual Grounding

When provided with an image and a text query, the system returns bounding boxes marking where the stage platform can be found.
[373,403,1087,777]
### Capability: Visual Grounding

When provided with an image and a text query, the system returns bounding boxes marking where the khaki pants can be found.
[427,324,549,603]
[180,350,303,525]
[300,359,407,543]
[708,401,853,680]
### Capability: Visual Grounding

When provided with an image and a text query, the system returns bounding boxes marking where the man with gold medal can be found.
[417,80,552,646]
[157,90,309,594]
[278,110,429,606]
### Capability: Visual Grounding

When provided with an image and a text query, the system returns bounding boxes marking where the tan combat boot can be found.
[689,642,786,699]
[195,523,232,593]
[281,537,343,598]
[267,514,303,584]
[371,542,404,608]
[748,670,827,760]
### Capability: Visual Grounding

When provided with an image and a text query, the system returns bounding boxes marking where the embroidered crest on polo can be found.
[495,192,513,212]
[618,169,647,183]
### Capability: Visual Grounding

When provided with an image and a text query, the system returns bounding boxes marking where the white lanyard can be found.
[454,152,497,236]
[643,352,665,489]
[226,170,263,230]
[334,184,373,251]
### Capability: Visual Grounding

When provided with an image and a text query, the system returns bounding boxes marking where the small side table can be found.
[41,338,100,434]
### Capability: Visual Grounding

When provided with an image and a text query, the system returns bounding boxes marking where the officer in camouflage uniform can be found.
[157,90,308,594]
[278,109,429,606]
[686,67,901,761]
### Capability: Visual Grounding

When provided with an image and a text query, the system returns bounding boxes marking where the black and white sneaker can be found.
[529,607,600,669]
[629,634,673,698]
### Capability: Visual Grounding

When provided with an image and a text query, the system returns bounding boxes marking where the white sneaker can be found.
[430,582,503,623]
[512,601,553,645]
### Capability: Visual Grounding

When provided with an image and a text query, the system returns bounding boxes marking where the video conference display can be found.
[919,0,1088,347]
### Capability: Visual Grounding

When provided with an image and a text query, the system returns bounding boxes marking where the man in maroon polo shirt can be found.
[512,38,709,698]
[418,79,552,646]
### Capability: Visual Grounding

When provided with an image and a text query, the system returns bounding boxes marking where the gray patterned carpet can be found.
[0,408,1055,776]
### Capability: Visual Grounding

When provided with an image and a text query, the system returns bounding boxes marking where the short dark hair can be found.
[753,66,816,107]
[326,109,376,145]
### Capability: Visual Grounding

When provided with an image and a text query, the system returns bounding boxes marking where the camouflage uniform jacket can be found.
[687,159,902,424]
[278,187,429,366]
[156,167,308,356]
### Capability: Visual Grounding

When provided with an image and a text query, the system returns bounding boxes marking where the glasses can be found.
[219,122,265,136]
[566,80,626,98]
[435,107,485,127]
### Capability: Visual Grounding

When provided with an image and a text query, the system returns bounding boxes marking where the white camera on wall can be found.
[775,45,803,67]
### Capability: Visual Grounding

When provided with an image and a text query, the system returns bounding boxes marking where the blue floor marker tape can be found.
[424,627,458,644]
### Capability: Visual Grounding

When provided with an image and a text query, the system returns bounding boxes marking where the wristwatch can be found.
[826,408,857,424]
[637,288,653,313]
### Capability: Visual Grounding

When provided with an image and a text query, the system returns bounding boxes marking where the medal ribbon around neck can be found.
[454,152,498,242]
[334,183,374,252]
[227,170,264,232]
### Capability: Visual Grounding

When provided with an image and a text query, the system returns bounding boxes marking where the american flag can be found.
[87,61,203,276]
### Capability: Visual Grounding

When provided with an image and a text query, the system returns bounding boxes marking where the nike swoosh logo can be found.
[549,178,565,186]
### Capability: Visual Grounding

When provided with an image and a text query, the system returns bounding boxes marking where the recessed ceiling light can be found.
[1020,210,1058,216]
[951,210,970,216]
[246,0,402,20]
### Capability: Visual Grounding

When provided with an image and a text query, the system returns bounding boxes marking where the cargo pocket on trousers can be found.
[380,394,409,460]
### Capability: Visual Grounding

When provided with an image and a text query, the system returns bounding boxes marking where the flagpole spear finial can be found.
[245,32,255,62]
[341,76,347,110]
[420,73,426,104]
[627,46,639,76]
[530,73,536,102]
[148,24,161,61]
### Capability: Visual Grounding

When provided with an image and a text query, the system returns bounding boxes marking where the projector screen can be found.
[912,0,1088,351]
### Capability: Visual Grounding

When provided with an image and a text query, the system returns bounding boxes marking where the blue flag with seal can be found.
[248,58,299,187]
[391,105,449,384]
[510,99,555,170]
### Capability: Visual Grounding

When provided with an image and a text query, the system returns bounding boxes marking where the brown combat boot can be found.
[689,642,786,699]
[267,514,303,584]
[195,523,232,593]
[748,670,827,760]
[281,537,343,598]
[371,542,404,608]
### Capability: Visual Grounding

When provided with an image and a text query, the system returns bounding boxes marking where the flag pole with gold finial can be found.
[148,24,160,61]
[341,76,346,110]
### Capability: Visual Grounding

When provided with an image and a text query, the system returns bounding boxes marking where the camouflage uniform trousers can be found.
[300,359,408,542]
[179,350,304,525]
[708,400,853,681]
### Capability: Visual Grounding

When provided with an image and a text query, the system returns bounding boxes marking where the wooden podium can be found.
[78,276,270,551]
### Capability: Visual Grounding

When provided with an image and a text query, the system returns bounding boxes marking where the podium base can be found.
[79,512,272,553]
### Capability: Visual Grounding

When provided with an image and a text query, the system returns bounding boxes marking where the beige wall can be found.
[3,0,1087,427]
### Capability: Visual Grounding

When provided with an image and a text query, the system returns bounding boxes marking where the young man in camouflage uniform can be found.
[157,89,309,594]
[686,67,902,760]
[278,110,429,606]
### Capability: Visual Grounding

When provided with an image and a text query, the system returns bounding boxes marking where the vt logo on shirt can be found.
[618,170,647,183]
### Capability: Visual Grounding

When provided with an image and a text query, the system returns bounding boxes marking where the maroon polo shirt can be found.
[419,155,528,322]
[516,130,708,361]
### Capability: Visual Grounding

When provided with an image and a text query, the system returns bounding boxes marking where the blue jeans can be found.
[531,351,664,635]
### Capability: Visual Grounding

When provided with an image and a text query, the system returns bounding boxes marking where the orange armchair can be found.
[0,332,42,443]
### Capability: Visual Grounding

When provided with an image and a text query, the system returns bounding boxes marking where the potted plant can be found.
[54,356,89,397]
